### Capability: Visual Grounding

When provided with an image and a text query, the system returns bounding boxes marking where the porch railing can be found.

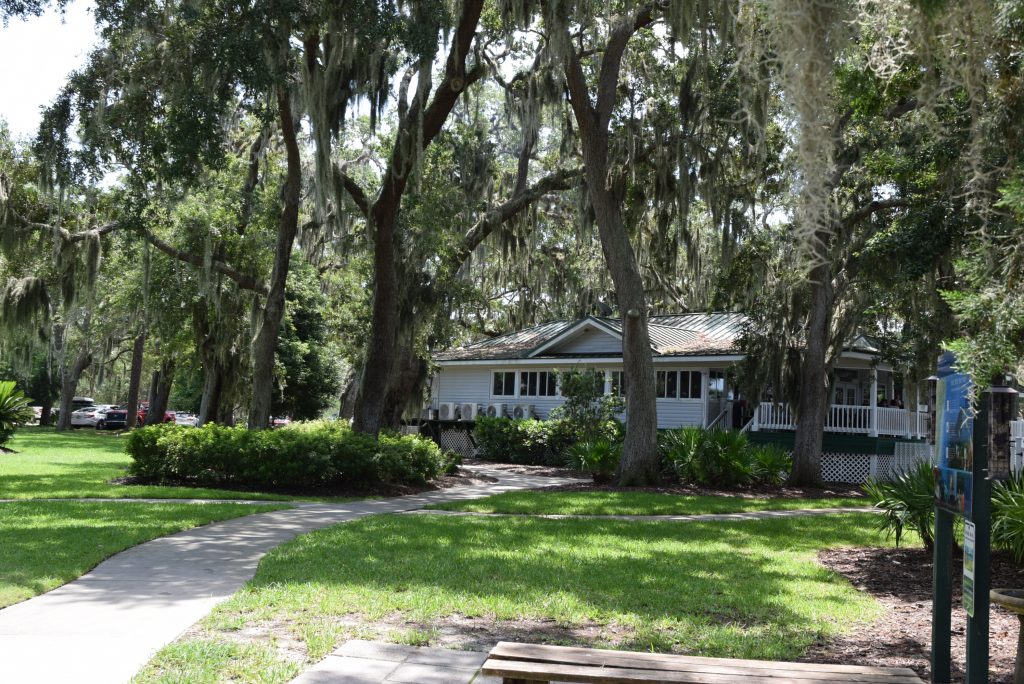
[753,402,928,438]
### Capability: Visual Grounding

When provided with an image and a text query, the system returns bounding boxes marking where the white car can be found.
[70,405,114,428]
[174,413,199,427]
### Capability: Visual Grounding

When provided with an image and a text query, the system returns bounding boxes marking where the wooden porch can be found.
[752,402,929,439]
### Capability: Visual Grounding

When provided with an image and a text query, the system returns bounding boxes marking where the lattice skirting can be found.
[820,448,932,484]
[435,425,478,458]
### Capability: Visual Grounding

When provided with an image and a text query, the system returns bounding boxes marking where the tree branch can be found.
[139,227,271,296]
[335,167,370,218]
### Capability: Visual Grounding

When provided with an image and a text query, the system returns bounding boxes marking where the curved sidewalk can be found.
[0,468,580,684]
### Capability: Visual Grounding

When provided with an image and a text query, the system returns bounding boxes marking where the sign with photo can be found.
[934,351,973,515]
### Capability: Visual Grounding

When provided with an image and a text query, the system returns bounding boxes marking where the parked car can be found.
[96,407,128,430]
[70,405,114,428]
[271,416,291,429]
[174,412,198,427]
[137,402,176,425]
[53,396,97,424]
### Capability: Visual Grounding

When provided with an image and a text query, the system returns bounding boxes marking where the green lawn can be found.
[136,512,903,683]
[0,500,288,608]
[427,489,870,516]
[0,427,336,500]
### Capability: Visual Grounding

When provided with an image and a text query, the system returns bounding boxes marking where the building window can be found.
[493,371,516,397]
[610,371,625,396]
[520,371,557,397]
[656,370,703,399]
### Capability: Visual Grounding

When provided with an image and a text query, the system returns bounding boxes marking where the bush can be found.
[863,461,937,551]
[993,474,1024,563]
[126,420,444,491]
[751,445,793,486]
[0,381,35,447]
[567,438,621,483]
[660,427,762,487]
[473,417,569,465]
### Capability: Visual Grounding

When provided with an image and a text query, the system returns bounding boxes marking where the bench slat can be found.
[489,641,921,678]
[482,658,923,684]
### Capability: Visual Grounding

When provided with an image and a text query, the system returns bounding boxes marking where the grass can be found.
[0,500,288,608]
[0,427,351,501]
[137,512,906,683]
[426,489,870,516]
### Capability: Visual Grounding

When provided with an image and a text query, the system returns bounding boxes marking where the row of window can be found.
[492,370,701,399]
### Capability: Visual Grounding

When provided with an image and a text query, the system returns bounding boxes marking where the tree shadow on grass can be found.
[241,513,886,660]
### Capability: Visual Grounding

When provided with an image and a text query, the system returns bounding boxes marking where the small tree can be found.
[550,370,624,441]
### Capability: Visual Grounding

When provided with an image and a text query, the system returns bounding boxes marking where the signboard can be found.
[934,351,973,515]
[963,521,976,618]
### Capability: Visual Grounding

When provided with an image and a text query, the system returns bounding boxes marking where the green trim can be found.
[747,431,927,455]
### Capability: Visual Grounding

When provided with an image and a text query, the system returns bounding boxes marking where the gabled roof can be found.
[435,312,748,362]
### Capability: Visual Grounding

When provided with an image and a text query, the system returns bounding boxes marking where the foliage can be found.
[126,421,444,491]
[863,461,938,551]
[0,380,34,447]
[993,474,1024,564]
[473,416,620,466]
[567,439,621,484]
[549,370,625,440]
[659,427,784,488]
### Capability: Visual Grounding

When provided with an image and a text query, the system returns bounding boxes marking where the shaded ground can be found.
[807,546,1023,683]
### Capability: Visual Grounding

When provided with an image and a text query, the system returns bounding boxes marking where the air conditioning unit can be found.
[437,402,457,421]
[487,403,506,418]
[460,403,483,420]
[512,404,535,420]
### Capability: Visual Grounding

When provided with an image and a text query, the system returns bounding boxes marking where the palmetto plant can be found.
[0,381,35,448]
[993,474,1024,564]
[863,461,937,551]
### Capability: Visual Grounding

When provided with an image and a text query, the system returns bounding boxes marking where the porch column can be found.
[870,368,879,437]
[915,384,921,439]
[603,370,612,396]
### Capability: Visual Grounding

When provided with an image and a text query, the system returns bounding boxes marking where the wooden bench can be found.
[481,642,927,684]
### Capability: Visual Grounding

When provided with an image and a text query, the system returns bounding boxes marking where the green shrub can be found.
[126,421,444,491]
[660,427,757,487]
[863,461,937,551]
[0,381,35,447]
[567,438,621,483]
[993,474,1024,563]
[751,445,793,486]
[473,417,565,465]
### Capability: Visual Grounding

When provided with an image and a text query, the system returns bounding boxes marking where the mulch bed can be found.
[805,546,1023,682]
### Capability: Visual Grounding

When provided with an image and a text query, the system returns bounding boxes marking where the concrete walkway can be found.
[0,468,580,684]
[292,640,499,684]
[406,505,874,522]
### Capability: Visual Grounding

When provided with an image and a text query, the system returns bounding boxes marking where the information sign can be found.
[963,521,976,618]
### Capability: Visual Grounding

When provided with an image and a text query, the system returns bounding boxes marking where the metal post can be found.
[932,506,953,683]
[965,391,992,684]
[870,368,879,437]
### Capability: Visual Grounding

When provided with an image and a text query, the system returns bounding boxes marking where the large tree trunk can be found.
[56,350,92,431]
[249,86,302,429]
[198,362,223,427]
[125,332,146,428]
[791,261,833,485]
[561,9,660,485]
[145,358,175,425]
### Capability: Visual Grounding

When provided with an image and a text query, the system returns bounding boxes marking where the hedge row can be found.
[473,416,622,466]
[126,421,452,491]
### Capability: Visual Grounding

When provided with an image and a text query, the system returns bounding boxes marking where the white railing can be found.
[754,402,929,438]
[828,405,872,433]
[1012,420,1024,476]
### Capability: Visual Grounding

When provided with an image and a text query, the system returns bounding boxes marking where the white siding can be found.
[549,328,621,354]
[656,399,704,429]
[433,362,716,428]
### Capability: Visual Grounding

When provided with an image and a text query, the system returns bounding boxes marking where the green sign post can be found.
[930,352,1018,683]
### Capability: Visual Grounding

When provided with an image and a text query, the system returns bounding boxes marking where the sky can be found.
[0,1,99,139]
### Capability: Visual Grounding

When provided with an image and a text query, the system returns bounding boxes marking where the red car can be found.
[137,402,176,425]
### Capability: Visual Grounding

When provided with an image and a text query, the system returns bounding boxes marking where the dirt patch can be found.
[463,458,587,479]
[807,546,1023,682]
